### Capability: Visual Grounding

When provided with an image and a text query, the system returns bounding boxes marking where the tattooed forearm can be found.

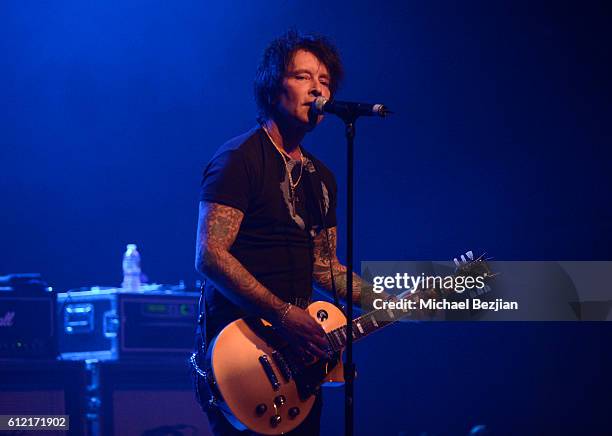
[312,227,363,304]
[317,263,364,304]
[195,201,287,322]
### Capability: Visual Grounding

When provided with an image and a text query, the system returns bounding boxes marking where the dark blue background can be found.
[1,1,611,434]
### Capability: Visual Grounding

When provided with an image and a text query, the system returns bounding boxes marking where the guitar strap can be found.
[193,280,209,362]
[304,156,344,314]
[192,280,214,411]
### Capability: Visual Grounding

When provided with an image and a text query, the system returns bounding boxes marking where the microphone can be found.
[312,96,391,119]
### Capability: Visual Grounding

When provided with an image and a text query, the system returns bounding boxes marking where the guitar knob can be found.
[274,395,286,406]
[288,407,300,418]
[255,403,267,416]
[270,415,282,427]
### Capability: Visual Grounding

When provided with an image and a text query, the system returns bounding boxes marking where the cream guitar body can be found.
[206,301,346,435]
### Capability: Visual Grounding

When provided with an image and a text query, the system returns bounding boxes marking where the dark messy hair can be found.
[254,30,344,119]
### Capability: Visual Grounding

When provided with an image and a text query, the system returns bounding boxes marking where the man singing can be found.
[194,30,364,435]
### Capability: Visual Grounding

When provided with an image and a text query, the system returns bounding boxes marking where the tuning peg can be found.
[466,251,474,260]
[453,258,461,267]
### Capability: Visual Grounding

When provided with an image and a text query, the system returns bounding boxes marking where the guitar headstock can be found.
[453,250,495,283]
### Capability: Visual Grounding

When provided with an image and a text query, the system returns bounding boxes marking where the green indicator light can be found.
[180,304,190,316]
[146,304,168,313]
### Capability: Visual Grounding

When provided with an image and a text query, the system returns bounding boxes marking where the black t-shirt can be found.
[199,125,337,341]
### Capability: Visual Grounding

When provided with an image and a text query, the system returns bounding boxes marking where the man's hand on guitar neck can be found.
[275,303,330,360]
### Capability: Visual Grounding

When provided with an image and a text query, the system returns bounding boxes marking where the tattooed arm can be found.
[195,201,328,356]
[195,201,288,321]
[312,226,365,305]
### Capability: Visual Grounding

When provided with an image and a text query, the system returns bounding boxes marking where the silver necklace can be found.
[262,126,305,209]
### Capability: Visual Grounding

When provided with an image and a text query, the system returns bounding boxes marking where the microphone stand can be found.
[328,109,358,436]
[325,101,388,436]
[344,117,356,436]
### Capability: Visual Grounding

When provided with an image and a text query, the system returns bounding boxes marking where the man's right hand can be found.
[277,305,330,360]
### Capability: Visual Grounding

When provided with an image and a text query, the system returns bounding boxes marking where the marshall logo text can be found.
[0,311,15,327]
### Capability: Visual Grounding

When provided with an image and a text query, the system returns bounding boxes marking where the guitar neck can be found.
[324,257,491,352]
[325,284,460,352]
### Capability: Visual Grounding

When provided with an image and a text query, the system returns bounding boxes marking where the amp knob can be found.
[255,403,267,416]
[274,395,286,406]
[288,407,300,418]
[270,415,282,427]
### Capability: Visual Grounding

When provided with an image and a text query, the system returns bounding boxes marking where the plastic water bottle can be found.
[122,244,141,291]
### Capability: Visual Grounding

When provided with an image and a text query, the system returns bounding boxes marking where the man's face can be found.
[275,49,331,130]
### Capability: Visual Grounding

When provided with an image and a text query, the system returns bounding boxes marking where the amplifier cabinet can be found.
[0,292,56,358]
[57,288,199,361]
[93,360,211,435]
[0,359,87,435]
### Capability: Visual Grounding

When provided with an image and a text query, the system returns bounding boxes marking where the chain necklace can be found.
[262,125,305,208]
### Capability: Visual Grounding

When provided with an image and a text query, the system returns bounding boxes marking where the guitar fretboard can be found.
[324,287,453,352]
[323,259,491,352]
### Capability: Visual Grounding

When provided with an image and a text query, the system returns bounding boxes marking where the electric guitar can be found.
[200,253,492,435]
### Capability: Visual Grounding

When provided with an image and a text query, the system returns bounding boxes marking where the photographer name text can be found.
[373,297,518,312]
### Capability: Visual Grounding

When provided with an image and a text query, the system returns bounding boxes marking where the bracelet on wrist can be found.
[278,303,292,326]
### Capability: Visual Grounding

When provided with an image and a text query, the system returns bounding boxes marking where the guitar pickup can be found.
[259,355,280,391]
[272,351,292,382]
